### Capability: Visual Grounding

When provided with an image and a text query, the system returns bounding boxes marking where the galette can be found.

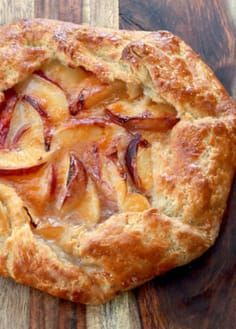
[0,19,235,304]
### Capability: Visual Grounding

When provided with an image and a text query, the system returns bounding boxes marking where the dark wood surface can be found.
[120,0,236,97]
[120,1,236,328]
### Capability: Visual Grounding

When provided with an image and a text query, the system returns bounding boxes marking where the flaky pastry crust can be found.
[0,19,235,304]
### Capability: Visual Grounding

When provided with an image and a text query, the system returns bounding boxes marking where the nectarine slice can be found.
[16,74,69,125]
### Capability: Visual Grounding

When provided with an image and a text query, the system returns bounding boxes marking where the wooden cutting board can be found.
[0,1,235,328]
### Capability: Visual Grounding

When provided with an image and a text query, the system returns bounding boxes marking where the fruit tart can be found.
[0,19,235,304]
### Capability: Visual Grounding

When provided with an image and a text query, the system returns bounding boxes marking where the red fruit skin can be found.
[35,70,86,117]
[22,94,49,119]
[35,70,87,117]
[34,70,63,91]
[82,144,118,216]
[0,162,45,176]
[66,153,87,199]
[57,153,88,209]
[49,164,57,197]
[105,108,179,131]
[69,91,85,116]
[0,89,18,148]
[11,124,31,148]
[22,94,52,151]
[125,134,149,190]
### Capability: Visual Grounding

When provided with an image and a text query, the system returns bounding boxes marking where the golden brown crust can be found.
[0,19,235,304]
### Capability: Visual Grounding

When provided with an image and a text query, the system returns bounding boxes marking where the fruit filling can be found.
[0,60,179,248]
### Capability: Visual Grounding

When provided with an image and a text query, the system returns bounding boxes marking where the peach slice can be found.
[40,61,126,115]
[53,152,101,225]
[0,162,46,175]
[51,119,109,153]
[0,100,48,172]
[71,79,126,112]
[35,60,127,117]
[101,155,127,209]
[106,108,179,132]
[33,217,65,240]
[68,178,101,225]
[34,70,64,92]
[126,116,179,131]
[122,192,150,212]
[41,61,126,105]
[54,153,88,214]
[125,134,150,191]
[41,60,88,95]
[61,153,87,210]
[82,145,118,217]
[0,201,10,235]
[15,73,69,125]
[25,205,65,241]
[0,89,18,147]
[6,100,45,150]
[106,98,179,132]
[13,164,55,212]
[10,124,30,147]
[136,145,153,193]
[37,165,57,206]
[54,153,71,210]
[22,95,53,150]
[40,61,89,115]
[101,150,150,212]
[35,224,65,240]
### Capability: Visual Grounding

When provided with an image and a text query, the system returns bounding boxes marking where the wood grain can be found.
[120,1,236,328]
[0,0,34,25]
[82,0,119,28]
[0,278,29,329]
[34,0,82,23]
[29,290,59,329]
[86,292,141,329]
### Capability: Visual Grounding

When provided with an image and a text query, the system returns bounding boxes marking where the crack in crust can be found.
[0,19,235,304]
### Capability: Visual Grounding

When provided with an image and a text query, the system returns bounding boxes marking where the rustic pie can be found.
[0,19,235,304]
